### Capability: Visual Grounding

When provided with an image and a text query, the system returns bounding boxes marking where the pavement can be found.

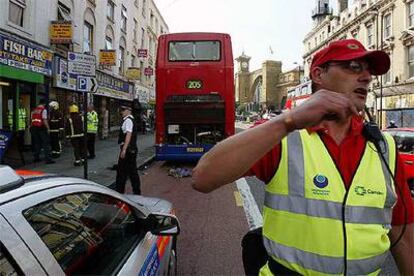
[17,132,155,187]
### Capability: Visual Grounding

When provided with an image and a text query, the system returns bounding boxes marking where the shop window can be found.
[83,21,94,54]
[9,0,25,27]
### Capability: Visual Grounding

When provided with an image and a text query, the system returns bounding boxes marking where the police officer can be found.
[8,97,28,152]
[30,99,54,164]
[48,101,64,158]
[65,104,85,166]
[116,103,141,195]
[86,105,98,159]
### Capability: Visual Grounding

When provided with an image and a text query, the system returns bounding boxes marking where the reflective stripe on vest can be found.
[17,108,26,130]
[263,130,397,275]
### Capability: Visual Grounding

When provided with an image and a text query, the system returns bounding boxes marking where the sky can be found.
[153,0,342,72]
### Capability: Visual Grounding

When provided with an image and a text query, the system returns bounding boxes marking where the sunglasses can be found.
[325,60,372,74]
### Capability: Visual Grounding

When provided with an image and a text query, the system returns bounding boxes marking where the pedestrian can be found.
[387,120,398,129]
[8,97,28,152]
[86,105,99,159]
[65,104,85,166]
[192,39,414,275]
[116,103,141,195]
[48,101,64,158]
[30,99,55,164]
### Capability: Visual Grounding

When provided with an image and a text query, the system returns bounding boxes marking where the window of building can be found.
[83,21,94,54]
[383,70,391,84]
[383,13,392,39]
[142,0,146,17]
[58,2,71,21]
[131,55,136,67]
[121,5,127,32]
[409,45,414,78]
[119,45,125,74]
[0,244,23,275]
[140,27,145,48]
[107,0,114,21]
[23,193,146,275]
[140,61,144,81]
[367,24,373,46]
[9,0,26,27]
[105,36,113,49]
[409,1,414,28]
[133,18,138,42]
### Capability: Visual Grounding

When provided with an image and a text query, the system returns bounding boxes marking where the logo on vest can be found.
[354,186,384,196]
[312,174,330,196]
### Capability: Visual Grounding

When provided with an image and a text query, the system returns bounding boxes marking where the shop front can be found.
[95,70,134,139]
[0,30,53,162]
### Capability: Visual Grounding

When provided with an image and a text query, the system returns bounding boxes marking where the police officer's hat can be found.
[119,101,132,111]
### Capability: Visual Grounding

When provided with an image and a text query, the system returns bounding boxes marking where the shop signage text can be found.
[126,67,141,80]
[49,21,72,44]
[99,49,116,66]
[138,49,148,58]
[96,71,133,100]
[68,52,96,76]
[144,67,153,76]
[0,33,53,76]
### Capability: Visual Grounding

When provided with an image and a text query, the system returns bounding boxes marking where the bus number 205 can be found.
[186,80,203,89]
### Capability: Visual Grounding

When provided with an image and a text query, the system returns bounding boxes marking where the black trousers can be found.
[31,127,51,161]
[50,131,61,155]
[87,133,96,157]
[115,150,141,195]
[71,137,85,162]
[16,130,25,152]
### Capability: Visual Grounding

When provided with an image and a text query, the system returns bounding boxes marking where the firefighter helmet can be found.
[69,104,79,113]
[49,101,59,110]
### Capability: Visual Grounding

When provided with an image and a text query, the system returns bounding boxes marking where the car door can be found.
[0,214,45,275]
[1,184,159,275]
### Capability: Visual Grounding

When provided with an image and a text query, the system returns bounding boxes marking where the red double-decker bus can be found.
[155,32,235,161]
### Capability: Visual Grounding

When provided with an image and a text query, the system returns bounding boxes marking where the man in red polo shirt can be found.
[192,39,413,275]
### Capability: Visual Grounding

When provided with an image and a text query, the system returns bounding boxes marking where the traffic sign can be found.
[77,76,97,93]
[68,52,96,76]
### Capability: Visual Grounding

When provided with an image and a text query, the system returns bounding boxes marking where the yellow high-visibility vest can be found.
[260,129,397,276]
[87,111,98,134]
[7,108,27,131]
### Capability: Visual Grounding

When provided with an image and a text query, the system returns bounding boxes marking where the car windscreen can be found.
[387,130,414,153]
[168,40,221,62]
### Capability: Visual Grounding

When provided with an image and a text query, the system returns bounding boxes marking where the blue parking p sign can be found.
[77,76,97,92]
[78,76,87,90]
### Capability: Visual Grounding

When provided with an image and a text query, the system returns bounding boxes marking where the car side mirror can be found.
[146,213,180,236]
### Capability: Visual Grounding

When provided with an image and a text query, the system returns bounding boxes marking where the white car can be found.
[0,166,179,275]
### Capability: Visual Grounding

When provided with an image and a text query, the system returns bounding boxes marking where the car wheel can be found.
[167,247,177,276]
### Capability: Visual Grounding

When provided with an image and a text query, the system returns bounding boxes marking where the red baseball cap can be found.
[310,39,390,76]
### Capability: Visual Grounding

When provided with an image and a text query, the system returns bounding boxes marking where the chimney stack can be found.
[338,0,348,13]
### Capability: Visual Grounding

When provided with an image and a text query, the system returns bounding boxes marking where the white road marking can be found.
[236,178,263,230]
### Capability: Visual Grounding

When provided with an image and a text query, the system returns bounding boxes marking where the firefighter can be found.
[86,105,98,159]
[48,101,64,158]
[30,99,54,164]
[8,97,28,152]
[65,104,85,166]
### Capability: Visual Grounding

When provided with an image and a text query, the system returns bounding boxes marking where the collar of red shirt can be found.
[307,115,365,136]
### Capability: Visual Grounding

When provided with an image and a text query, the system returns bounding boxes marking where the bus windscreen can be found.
[168,41,221,62]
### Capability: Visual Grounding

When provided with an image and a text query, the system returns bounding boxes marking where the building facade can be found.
[0,0,168,145]
[304,0,414,128]
[234,53,302,113]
